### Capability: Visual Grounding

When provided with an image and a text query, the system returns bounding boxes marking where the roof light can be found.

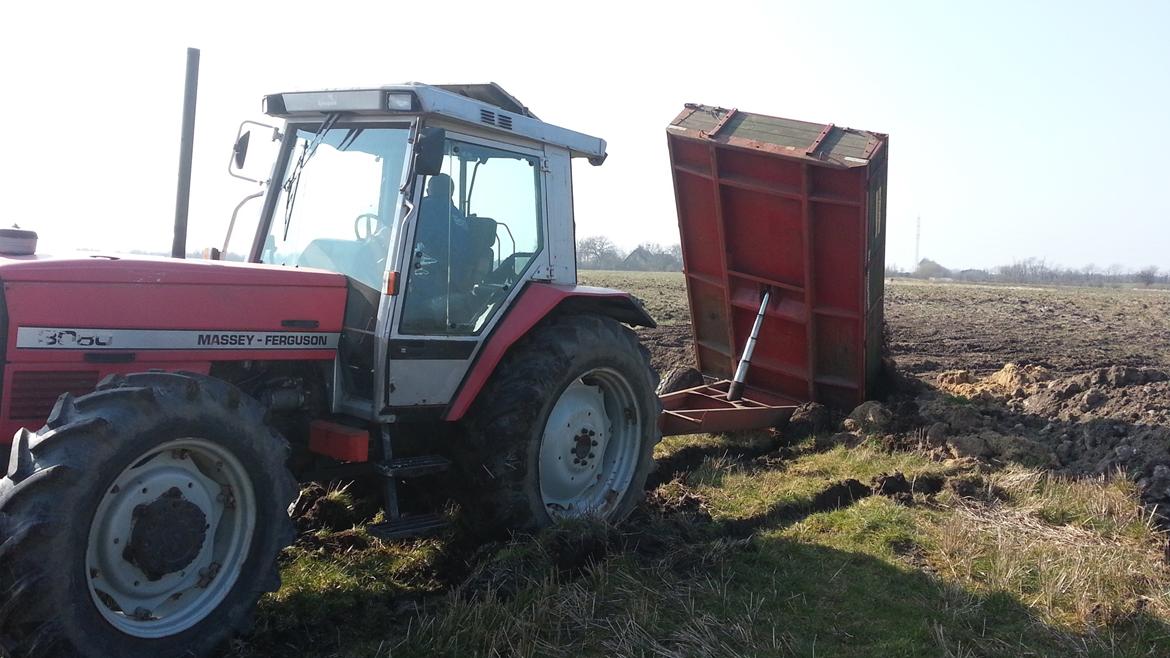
[386,92,415,111]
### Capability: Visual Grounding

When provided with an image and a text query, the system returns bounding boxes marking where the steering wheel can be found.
[354,213,380,240]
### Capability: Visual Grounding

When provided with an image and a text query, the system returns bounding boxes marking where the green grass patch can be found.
[228,435,1170,658]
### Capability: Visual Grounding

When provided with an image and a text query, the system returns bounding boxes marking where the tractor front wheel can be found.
[0,372,297,658]
[459,314,661,532]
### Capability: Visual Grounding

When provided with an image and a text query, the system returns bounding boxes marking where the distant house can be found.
[956,269,990,282]
[620,246,680,272]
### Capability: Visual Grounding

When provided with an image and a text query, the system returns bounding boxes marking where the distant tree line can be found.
[886,257,1168,287]
[577,236,683,271]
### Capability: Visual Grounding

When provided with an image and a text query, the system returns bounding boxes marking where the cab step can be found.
[375,455,451,479]
[365,513,448,540]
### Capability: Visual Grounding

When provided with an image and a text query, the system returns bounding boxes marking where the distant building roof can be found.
[621,246,678,271]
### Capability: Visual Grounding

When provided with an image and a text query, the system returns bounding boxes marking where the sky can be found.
[2,0,1168,272]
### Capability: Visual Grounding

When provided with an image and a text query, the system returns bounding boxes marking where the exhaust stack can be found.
[171,47,200,259]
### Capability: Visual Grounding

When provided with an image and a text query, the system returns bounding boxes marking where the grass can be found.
[225,274,1170,656]
[225,430,1170,657]
[930,468,1170,633]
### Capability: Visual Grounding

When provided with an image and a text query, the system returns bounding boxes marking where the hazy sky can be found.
[3,0,1167,271]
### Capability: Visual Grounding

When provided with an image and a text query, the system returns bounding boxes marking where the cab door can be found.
[378,130,549,415]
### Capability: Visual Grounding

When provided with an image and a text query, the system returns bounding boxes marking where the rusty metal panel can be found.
[659,381,796,436]
[667,104,888,410]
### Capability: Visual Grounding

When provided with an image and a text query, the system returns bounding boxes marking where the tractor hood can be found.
[0,252,345,287]
[0,253,350,441]
[0,253,349,364]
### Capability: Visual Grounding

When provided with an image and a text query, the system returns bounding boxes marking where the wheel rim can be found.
[539,367,642,519]
[85,438,256,638]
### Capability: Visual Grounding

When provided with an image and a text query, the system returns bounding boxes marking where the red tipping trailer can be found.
[660,104,888,436]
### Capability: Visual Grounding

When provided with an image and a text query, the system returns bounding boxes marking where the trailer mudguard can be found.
[443,282,655,421]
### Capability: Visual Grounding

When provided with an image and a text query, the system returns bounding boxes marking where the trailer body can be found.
[664,104,888,428]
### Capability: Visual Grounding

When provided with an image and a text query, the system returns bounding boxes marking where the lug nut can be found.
[591,440,598,446]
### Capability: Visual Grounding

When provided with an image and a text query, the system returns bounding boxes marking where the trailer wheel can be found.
[0,372,296,658]
[459,314,661,531]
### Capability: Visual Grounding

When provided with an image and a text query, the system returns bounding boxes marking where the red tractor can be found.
[0,83,664,657]
[0,71,891,656]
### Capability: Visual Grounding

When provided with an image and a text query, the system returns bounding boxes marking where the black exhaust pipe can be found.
[171,47,200,259]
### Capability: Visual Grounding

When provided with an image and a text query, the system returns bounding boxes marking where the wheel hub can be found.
[571,428,597,463]
[124,487,208,581]
[86,439,257,639]
[538,369,643,519]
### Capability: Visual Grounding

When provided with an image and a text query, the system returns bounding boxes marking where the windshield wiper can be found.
[282,113,342,240]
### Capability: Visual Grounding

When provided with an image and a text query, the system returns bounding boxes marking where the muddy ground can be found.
[885,279,1170,375]
[620,275,1170,518]
[246,275,1170,656]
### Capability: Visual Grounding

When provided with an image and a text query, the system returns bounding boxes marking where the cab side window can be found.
[399,139,543,335]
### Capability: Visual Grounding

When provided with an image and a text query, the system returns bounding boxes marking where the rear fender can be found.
[443,282,655,421]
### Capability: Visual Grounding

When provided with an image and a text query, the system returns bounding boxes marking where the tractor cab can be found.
[230,84,608,419]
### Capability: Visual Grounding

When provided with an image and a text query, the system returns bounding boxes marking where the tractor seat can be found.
[459,216,497,287]
[466,215,497,254]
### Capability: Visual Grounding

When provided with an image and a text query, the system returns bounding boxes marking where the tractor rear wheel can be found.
[459,314,661,532]
[0,372,297,658]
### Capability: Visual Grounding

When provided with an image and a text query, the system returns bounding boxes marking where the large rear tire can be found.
[457,314,661,532]
[0,372,297,657]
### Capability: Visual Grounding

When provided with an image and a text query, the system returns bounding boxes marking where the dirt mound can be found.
[946,431,1058,467]
[786,402,831,438]
[644,479,714,521]
[1015,367,1168,422]
[657,366,703,395]
[917,362,1170,520]
[935,363,1055,400]
[989,363,1056,389]
[291,483,359,533]
[844,401,893,433]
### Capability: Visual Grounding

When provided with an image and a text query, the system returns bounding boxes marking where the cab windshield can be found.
[261,124,411,289]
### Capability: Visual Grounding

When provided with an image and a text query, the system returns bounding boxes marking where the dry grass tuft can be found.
[931,467,1170,631]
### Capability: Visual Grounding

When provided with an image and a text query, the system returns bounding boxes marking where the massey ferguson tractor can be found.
[0,69,889,655]
[0,82,664,657]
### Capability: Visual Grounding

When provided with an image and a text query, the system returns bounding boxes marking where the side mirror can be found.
[233,131,251,169]
[415,127,446,176]
[229,120,281,184]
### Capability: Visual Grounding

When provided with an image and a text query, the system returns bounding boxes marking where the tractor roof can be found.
[263,82,607,164]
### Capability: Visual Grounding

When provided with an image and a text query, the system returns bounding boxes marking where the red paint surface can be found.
[309,420,370,462]
[443,283,650,421]
[0,253,343,287]
[0,255,348,443]
[667,123,888,410]
[0,360,209,442]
